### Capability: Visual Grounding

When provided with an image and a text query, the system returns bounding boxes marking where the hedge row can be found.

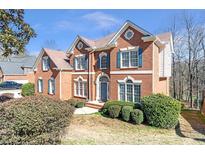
[102,101,144,125]
[102,94,182,129]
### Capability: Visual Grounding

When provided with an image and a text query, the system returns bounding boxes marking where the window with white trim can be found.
[42,56,50,71]
[99,52,107,69]
[74,78,87,97]
[121,50,138,68]
[48,77,55,94]
[75,55,86,70]
[118,79,141,103]
[38,79,43,93]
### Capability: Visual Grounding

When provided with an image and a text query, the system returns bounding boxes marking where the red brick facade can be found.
[35,21,171,102]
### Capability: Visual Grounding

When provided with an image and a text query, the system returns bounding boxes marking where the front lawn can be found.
[61,111,205,145]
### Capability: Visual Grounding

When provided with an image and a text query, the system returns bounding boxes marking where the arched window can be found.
[118,77,141,103]
[99,76,109,82]
[99,52,108,69]
[74,77,87,97]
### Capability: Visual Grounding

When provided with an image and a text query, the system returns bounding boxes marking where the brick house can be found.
[34,48,73,100]
[34,20,173,106]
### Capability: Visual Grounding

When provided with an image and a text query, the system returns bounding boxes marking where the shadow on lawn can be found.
[175,110,205,143]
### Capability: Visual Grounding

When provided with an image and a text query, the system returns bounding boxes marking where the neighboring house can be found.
[0,56,36,84]
[34,20,173,104]
[33,48,73,100]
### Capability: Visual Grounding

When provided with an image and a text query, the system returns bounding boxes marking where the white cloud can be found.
[82,11,119,29]
[56,20,72,29]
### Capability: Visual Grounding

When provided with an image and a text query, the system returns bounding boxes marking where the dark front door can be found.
[100,82,107,102]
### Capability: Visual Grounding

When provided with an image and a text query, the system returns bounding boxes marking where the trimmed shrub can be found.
[0,96,74,144]
[142,94,181,129]
[131,109,144,124]
[103,100,134,110]
[101,108,108,115]
[121,106,133,121]
[134,103,142,110]
[21,83,35,96]
[108,105,121,118]
[75,102,84,108]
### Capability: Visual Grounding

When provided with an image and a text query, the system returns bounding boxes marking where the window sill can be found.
[120,66,138,69]
[48,93,55,95]
[74,95,87,99]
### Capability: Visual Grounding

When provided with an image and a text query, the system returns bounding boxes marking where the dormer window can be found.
[42,56,50,71]
[77,41,83,50]
[124,29,134,40]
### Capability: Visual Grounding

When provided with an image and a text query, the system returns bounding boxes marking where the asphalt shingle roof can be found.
[0,55,36,75]
[43,48,72,70]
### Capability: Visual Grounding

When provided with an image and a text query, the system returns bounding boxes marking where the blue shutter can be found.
[97,56,100,68]
[48,79,50,94]
[48,57,51,69]
[53,79,55,94]
[138,47,143,67]
[41,80,43,93]
[107,54,110,68]
[116,50,121,68]
[37,79,39,92]
[85,55,88,70]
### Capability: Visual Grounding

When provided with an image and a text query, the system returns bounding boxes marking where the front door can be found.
[100,82,107,102]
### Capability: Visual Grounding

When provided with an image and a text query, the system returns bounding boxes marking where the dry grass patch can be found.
[61,112,205,145]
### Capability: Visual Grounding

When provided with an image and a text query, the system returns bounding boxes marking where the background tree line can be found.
[168,12,205,108]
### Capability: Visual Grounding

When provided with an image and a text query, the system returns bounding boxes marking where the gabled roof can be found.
[67,20,153,53]
[80,32,116,49]
[0,61,24,75]
[34,48,72,71]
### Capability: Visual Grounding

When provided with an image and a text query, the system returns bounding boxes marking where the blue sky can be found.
[24,9,205,55]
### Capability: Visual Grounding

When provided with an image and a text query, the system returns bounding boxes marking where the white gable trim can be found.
[117,76,142,84]
[107,20,153,46]
[74,75,87,82]
[32,48,45,71]
[67,35,90,53]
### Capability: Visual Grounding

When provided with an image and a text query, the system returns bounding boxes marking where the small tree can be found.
[0,9,36,57]
[21,83,35,96]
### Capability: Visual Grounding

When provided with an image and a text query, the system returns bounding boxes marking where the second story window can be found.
[121,50,138,68]
[117,47,142,68]
[74,55,88,70]
[98,52,109,69]
[42,56,50,71]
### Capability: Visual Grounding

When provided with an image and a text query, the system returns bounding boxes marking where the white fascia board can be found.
[32,48,45,70]
[141,36,156,42]
[110,70,153,75]
[107,21,153,46]
[67,36,80,53]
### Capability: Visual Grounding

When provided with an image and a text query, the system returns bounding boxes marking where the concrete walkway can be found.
[74,107,99,115]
